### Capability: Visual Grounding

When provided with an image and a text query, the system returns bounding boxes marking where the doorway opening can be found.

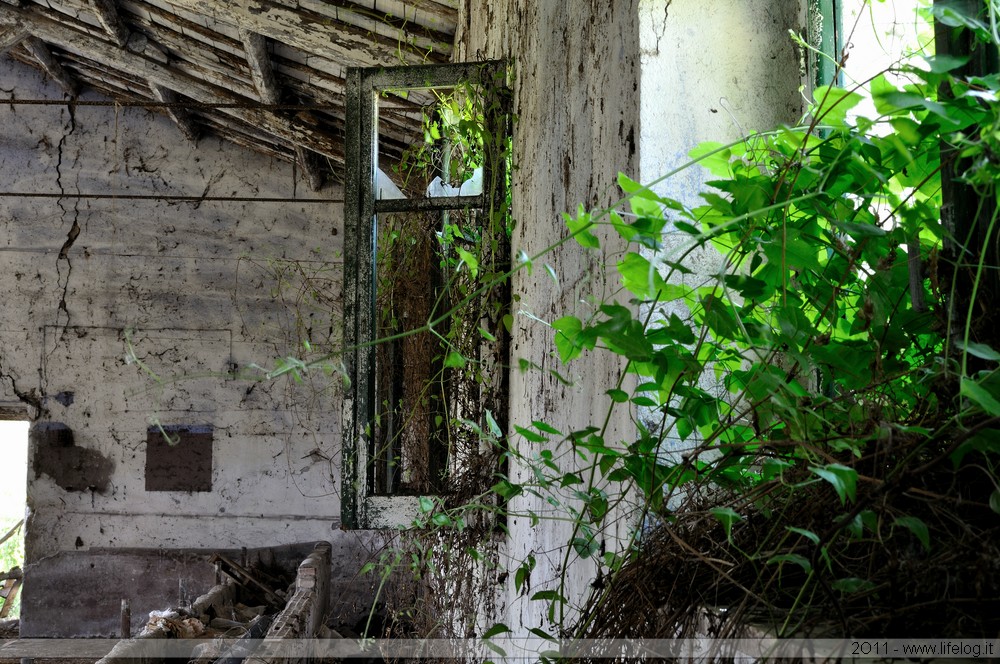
[0,419,28,619]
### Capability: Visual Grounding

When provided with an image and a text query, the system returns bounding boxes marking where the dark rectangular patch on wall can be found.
[145,425,213,492]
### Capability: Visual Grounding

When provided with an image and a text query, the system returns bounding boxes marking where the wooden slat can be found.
[0,19,27,53]
[0,3,344,162]
[149,82,200,141]
[23,35,79,95]
[89,0,129,46]
[295,144,325,192]
[159,0,448,67]
[239,29,279,104]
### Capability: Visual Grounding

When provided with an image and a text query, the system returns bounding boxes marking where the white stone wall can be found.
[0,58,348,556]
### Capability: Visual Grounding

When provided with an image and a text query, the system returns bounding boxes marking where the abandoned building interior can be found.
[0,0,870,652]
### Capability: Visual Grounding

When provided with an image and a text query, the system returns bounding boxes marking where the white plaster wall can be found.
[639,0,805,218]
[458,0,641,636]
[455,0,806,641]
[0,57,349,556]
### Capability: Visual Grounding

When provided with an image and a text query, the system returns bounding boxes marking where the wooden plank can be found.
[295,145,325,192]
[239,29,280,104]
[149,82,200,141]
[0,19,27,53]
[159,0,448,66]
[89,0,130,46]
[22,35,79,96]
[0,3,344,161]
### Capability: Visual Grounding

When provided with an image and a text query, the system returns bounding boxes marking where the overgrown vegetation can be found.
[358,0,1000,654]
[0,518,23,617]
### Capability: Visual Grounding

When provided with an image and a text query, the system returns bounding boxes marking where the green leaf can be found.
[786,526,820,545]
[958,341,1000,362]
[418,496,435,513]
[606,388,629,403]
[514,425,547,443]
[812,85,864,129]
[990,490,1000,516]
[709,506,743,542]
[443,351,467,369]
[618,253,677,300]
[688,141,733,177]
[831,577,876,593]
[431,513,452,527]
[893,515,931,552]
[552,315,587,362]
[767,553,812,574]
[532,421,563,435]
[485,410,502,437]
[530,589,566,603]
[810,463,858,505]
[960,377,1000,416]
[455,247,479,278]
[922,53,971,73]
[563,205,600,249]
[481,623,511,640]
[491,480,521,500]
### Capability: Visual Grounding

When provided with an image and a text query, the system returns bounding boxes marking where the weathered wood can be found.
[22,35,78,96]
[239,29,280,105]
[0,20,27,54]
[149,82,201,141]
[155,0,449,67]
[295,145,325,192]
[125,31,167,64]
[88,0,129,47]
[0,4,344,161]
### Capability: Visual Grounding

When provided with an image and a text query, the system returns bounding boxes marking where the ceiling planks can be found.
[0,0,458,185]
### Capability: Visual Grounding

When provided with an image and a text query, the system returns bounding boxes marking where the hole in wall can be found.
[0,419,29,619]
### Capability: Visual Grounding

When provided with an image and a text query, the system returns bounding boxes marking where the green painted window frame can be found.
[341,61,510,529]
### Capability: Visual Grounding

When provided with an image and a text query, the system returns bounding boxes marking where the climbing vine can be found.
[356,1,1000,656]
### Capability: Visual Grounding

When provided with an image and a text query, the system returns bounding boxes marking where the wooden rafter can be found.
[240,28,326,190]
[239,29,280,105]
[295,145,325,192]
[149,83,200,142]
[22,36,78,96]
[0,3,344,162]
[158,0,450,67]
[88,0,128,47]
[0,20,27,54]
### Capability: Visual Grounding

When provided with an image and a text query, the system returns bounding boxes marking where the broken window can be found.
[342,62,512,529]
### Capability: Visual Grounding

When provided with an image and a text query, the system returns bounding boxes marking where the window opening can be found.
[343,62,512,529]
[0,419,29,618]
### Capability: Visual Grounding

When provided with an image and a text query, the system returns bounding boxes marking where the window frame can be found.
[341,61,510,529]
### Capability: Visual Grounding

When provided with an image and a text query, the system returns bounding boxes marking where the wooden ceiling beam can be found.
[295,145,325,192]
[0,20,27,54]
[149,83,200,142]
[240,28,327,191]
[239,29,280,105]
[159,0,447,67]
[88,0,129,47]
[22,36,78,96]
[0,3,343,162]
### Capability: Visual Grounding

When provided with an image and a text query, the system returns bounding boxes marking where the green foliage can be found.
[387,15,1000,644]
[0,518,23,617]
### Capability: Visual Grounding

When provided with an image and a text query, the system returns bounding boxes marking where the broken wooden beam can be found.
[22,36,78,96]
[88,0,129,48]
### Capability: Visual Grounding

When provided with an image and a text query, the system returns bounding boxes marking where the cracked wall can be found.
[0,58,370,636]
